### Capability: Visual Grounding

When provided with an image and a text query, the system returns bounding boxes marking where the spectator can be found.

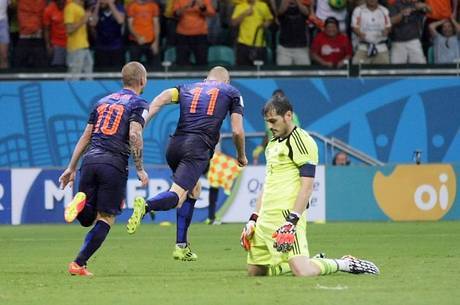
[422,0,457,53]
[90,0,125,69]
[44,0,67,67]
[312,0,348,32]
[173,0,215,65]
[332,151,350,165]
[310,16,352,67]
[231,0,273,66]
[0,0,10,69]
[13,0,47,68]
[64,0,93,79]
[389,0,430,64]
[351,0,391,64]
[208,0,233,45]
[276,0,311,66]
[126,0,160,68]
[429,17,460,63]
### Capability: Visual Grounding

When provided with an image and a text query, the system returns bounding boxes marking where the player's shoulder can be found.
[218,82,241,98]
[291,127,317,148]
[128,93,148,106]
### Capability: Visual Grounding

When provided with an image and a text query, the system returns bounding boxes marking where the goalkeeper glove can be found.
[240,213,258,251]
[272,212,300,253]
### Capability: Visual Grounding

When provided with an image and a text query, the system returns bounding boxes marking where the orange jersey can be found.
[173,0,216,35]
[18,0,46,35]
[43,2,67,47]
[426,0,452,20]
[127,1,160,43]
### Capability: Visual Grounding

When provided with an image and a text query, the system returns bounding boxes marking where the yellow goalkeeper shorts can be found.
[247,210,310,266]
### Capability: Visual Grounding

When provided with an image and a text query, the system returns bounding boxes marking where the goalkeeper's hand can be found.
[272,212,300,253]
[240,213,258,251]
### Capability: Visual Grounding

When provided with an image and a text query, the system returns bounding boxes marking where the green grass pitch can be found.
[1,222,459,305]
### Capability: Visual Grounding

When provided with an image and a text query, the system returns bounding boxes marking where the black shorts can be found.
[166,134,213,191]
[78,163,128,216]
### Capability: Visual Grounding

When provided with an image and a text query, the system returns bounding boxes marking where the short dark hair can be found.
[324,16,339,27]
[262,95,293,117]
[272,89,285,97]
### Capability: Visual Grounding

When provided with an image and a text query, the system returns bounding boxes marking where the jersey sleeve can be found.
[129,98,149,127]
[289,128,318,166]
[229,87,244,115]
[87,106,98,124]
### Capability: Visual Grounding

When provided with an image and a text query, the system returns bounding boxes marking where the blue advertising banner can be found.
[3,167,227,225]
[1,164,459,224]
[326,164,460,221]
[0,170,11,224]
[1,78,460,168]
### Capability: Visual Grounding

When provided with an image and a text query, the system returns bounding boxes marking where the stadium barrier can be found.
[0,164,458,225]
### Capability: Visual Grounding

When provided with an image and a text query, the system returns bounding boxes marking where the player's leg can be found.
[140,136,191,213]
[248,264,269,276]
[286,222,378,276]
[285,218,341,277]
[65,164,97,226]
[173,182,201,261]
[69,212,115,276]
[69,165,126,276]
[246,218,276,276]
[206,186,219,224]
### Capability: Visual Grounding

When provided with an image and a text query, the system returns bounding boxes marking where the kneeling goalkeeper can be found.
[241,95,379,277]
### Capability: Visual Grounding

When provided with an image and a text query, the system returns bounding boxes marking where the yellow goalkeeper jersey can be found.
[261,127,318,215]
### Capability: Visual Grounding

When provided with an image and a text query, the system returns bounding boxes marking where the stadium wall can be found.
[0,164,458,224]
[1,78,459,167]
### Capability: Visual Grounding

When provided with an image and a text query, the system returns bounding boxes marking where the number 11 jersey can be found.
[172,80,244,149]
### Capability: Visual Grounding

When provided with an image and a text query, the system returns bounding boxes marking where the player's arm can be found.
[230,112,248,167]
[147,88,177,123]
[241,187,263,251]
[129,121,148,187]
[59,124,93,189]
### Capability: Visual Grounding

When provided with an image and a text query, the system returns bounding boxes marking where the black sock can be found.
[146,191,179,212]
[208,187,218,220]
[75,220,111,266]
[176,198,196,244]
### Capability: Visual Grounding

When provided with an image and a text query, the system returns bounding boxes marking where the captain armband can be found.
[299,163,316,178]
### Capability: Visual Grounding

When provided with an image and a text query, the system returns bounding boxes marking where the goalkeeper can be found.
[252,89,300,165]
[241,95,379,276]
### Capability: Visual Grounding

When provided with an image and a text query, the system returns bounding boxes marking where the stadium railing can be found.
[3,62,460,80]
[220,131,383,166]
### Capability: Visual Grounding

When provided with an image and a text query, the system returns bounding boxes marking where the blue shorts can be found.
[78,163,128,216]
[166,134,213,191]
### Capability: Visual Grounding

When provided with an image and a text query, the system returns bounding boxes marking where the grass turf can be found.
[0,222,459,305]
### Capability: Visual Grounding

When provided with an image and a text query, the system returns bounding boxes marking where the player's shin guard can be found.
[310,258,339,275]
[176,197,196,244]
[75,220,111,267]
[146,191,179,212]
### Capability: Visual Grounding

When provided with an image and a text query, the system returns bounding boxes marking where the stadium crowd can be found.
[0,0,459,72]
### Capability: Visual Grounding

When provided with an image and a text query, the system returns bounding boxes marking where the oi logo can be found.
[373,165,457,221]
